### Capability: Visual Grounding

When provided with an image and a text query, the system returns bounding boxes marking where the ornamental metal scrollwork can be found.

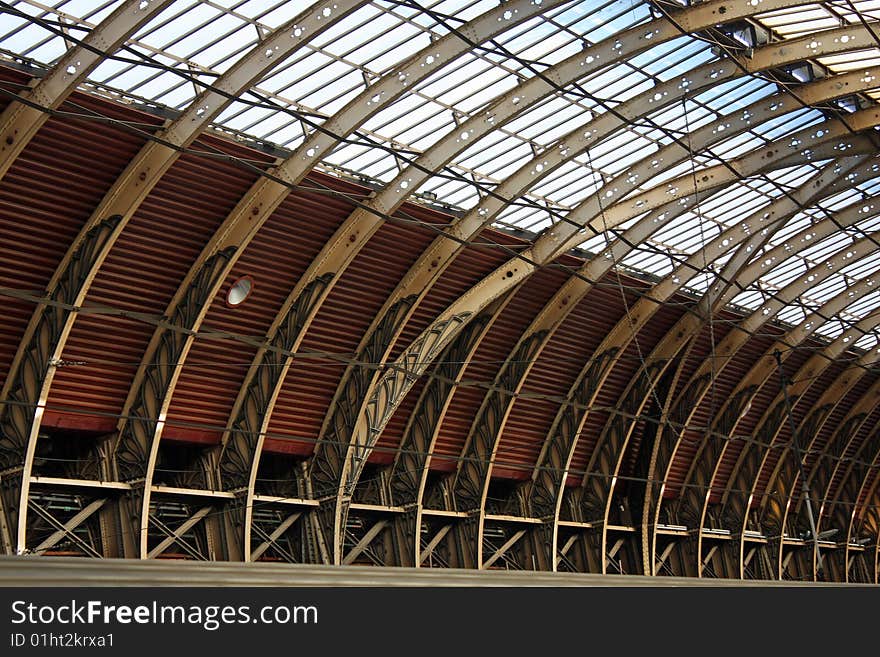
[316,295,417,496]
[389,313,492,506]
[116,247,236,482]
[671,385,757,528]
[452,330,548,511]
[805,413,864,524]
[0,215,122,469]
[219,272,335,490]
[527,347,620,518]
[581,359,668,520]
[831,426,880,537]
[325,310,474,497]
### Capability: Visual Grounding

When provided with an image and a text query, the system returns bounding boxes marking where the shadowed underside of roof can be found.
[0,0,878,582]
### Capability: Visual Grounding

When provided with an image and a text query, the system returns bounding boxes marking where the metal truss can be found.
[3,0,879,571]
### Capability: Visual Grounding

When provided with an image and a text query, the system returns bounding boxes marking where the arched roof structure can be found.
[0,0,879,582]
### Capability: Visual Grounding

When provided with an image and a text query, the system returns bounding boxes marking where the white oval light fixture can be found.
[226,275,253,307]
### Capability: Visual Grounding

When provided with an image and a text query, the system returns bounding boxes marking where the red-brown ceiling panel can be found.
[494,282,630,480]
[432,266,568,474]
[48,141,263,428]
[567,293,681,488]
[749,360,844,511]
[665,331,781,498]
[0,76,160,391]
[388,230,527,362]
[266,209,443,456]
[166,175,359,445]
[825,385,880,512]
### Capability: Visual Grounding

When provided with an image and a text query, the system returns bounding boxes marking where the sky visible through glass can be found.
[1,0,880,351]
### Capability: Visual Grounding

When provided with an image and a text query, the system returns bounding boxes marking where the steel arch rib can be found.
[843,442,880,582]
[383,295,513,567]
[329,109,880,564]
[646,179,880,574]
[656,224,880,576]
[717,311,880,581]
[646,161,879,571]
[308,31,880,544]
[396,59,880,571]
[552,157,876,574]
[125,0,567,561]
[0,0,365,557]
[780,359,880,581]
[729,312,880,580]
[217,0,820,563]
[680,189,880,575]
[181,0,579,559]
[0,0,174,182]
[329,46,880,571]
[811,379,880,580]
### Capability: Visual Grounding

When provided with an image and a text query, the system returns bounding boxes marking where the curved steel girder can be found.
[305,36,880,570]
[180,0,574,558]
[383,298,510,566]
[329,112,880,565]
[403,145,836,565]
[567,171,866,574]
[645,157,878,569]
[0,0,174,182]
[809,380,880,579]
[841,446,880,584]
[717,336,878,580]
[661,167,879,497]
[708,271,880,550]
[0,0,363,557]
[128,0,565,562]
[237,0,818,563]
[314,31,880,478]
[725,314,880,579]
[830,419,880,549]
[747,310,880,535]
[441,63,880,535]
[572,156,879,545]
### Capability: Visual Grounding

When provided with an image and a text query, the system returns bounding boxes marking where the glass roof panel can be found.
[1,0,880,347]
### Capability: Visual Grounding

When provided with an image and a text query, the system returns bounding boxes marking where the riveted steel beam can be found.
[26,499,102,559]
[316,51,880,531]
[655,214,870,568]
[428,66,880,572]
[293,0,830,562]
[331,117,880,566]
[322,63,880,567]
[383,296,510,567]
[0,0,364,558]
[535,157,874,573]
[180,0,573,560]
[647,158,878,571]
[666,229,880,569]
[704,275,880,574]
[734,315,880,580]
[824,420,880,581]
[809,381,880,580]
[310,43,879,560]
[250,512,301,562]
[0,0,174,182]
[844,444,880,582]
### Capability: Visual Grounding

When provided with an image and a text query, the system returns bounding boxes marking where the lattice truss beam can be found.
[0,0,878,580]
